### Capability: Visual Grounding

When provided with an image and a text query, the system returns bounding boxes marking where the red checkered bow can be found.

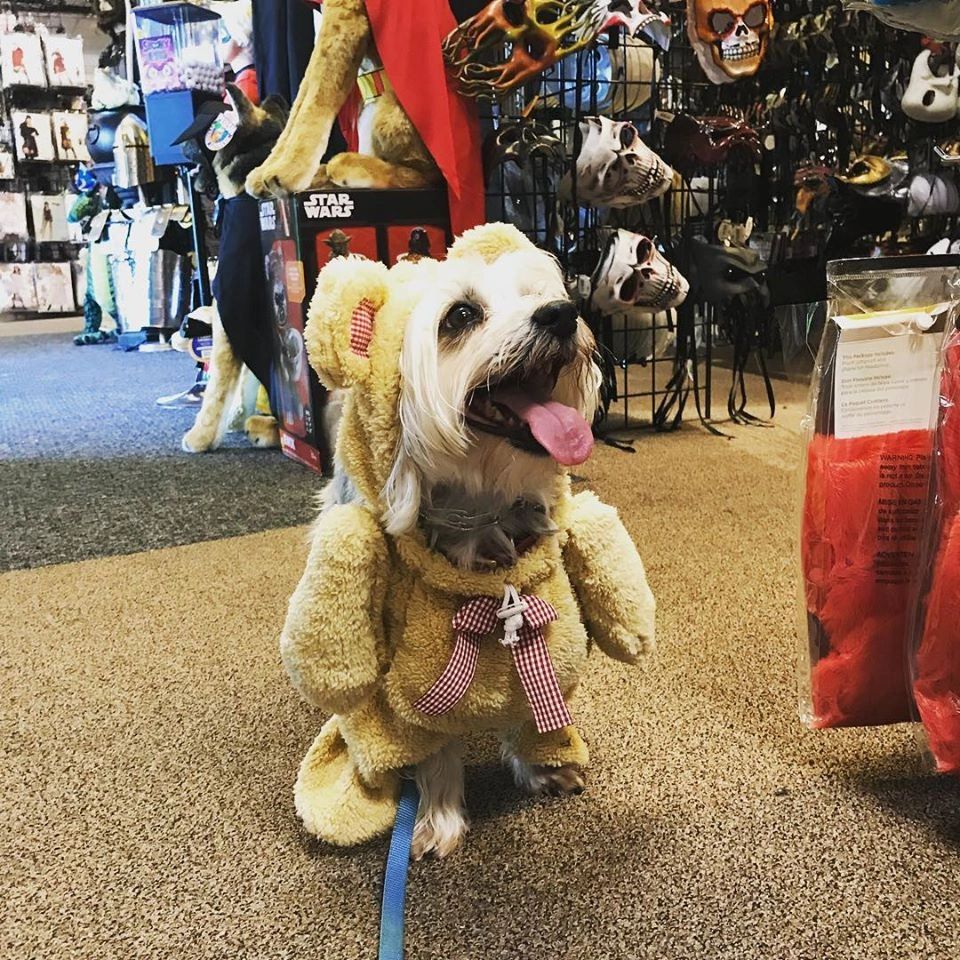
[413,586,573,734]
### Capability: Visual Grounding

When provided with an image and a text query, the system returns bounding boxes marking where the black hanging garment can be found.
[213,195,275,393]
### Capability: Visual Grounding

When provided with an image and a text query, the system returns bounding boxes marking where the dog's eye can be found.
[440,301,483,335]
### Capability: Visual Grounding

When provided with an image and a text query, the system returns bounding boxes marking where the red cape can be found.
[302,0,484,236]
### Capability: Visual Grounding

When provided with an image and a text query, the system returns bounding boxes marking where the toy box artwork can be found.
[259,187,451,473]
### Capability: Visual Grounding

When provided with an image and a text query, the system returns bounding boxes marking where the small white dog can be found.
[281,224,654,858]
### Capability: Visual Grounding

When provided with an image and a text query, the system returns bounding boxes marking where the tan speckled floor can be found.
[5,387,960,960]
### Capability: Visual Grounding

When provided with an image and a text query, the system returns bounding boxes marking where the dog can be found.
[181,86,289,455]
[281,224,655,857]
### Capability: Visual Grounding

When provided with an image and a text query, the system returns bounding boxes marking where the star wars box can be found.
[258,188,452,474]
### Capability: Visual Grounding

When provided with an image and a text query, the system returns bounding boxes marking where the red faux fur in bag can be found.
[914,335,960,771]
[803,430,933,727]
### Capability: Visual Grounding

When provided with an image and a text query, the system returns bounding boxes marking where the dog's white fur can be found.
[383,249,601,538]
[378,247,602,857]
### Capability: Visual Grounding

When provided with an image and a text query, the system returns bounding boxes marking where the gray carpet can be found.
[0,333,321,571]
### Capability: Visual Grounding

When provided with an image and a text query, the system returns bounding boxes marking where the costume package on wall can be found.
[0,191,29,237]
[52,112,91,162]
[0,32,46,87]
[0,141,15,179]
[34,262,77,313]
[29,194,70,242]
[799,256,960,729]
[0,262,38,312]
[910,327,960,772]
[12,112,54,162]
[43,35,85,87]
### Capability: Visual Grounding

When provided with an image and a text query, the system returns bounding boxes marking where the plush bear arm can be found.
[563,490,656,664]
[280,504,388,714]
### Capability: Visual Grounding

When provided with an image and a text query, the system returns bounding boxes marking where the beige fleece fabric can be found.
[5,384,960,959]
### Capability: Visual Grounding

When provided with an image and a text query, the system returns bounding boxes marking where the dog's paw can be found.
[509,759,586,798]
[411,807,469,860]
[245,415,280,449]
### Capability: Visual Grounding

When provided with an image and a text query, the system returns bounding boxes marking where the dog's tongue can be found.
[497,390,594,465]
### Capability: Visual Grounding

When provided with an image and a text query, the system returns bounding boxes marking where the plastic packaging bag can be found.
[910,326,960,771]
[799,256,960,729]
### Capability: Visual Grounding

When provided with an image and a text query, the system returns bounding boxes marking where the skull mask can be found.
[564,116,674,208]
[591,229,689,314]
[901,49,959,123]
[443,0,608,99]
[603,0,672,49]
[484,117,565,176]
[687,0,772,85]
[688,238,768,305]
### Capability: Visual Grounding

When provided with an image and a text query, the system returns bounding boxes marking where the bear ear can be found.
[447,222,536,264]
[304,257,391,389]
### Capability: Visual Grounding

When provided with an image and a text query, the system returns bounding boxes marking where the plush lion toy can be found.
[281,222,655,857]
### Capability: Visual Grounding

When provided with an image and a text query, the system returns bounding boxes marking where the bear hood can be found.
[304,222,559,514]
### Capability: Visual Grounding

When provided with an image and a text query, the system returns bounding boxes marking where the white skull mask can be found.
[591,228,689,313]
[603,0,672,48]
[901,49,959,123]
[687,0,772,85]
[569,116,674,208]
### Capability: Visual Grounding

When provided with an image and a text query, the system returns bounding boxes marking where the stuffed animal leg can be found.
[563,490,657,663]
[280,502,389,714]
[245,0,371,197]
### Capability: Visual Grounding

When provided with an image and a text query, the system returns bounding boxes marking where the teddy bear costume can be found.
[282,223,656,845]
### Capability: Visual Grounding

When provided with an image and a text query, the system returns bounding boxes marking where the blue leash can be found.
[379,778,420,960]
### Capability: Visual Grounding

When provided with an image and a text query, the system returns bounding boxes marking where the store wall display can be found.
[52,111,91,162]
[0,262,38,311]
[29,193,70,242]
[43,34,86,88]
[0,32,46,87]
[34,261,76,313]
[11,111,55,162]
[0,191,29,237]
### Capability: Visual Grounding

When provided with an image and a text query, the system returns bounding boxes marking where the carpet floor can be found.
[0,334,321,571]
[4,371,960,960]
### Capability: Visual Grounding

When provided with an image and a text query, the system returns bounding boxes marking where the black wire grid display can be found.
[482,24,712,432]
[480,1,949,431]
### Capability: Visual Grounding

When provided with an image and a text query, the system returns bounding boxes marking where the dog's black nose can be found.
[532,300,579,338]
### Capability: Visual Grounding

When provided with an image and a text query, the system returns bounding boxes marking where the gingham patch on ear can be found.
[349,298,376,358]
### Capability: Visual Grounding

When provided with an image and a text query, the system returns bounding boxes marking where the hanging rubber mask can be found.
[793,164,835,215]
[565,116,673,208]
[484,117,565,174]
[662,114,761,176]
[837,155,891,188]
[591,229,689,314]
[689,238,768,305]
[443,0,608,99]
[603,0,672,48]
[901,49,959,123]
[686,0,773,85]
